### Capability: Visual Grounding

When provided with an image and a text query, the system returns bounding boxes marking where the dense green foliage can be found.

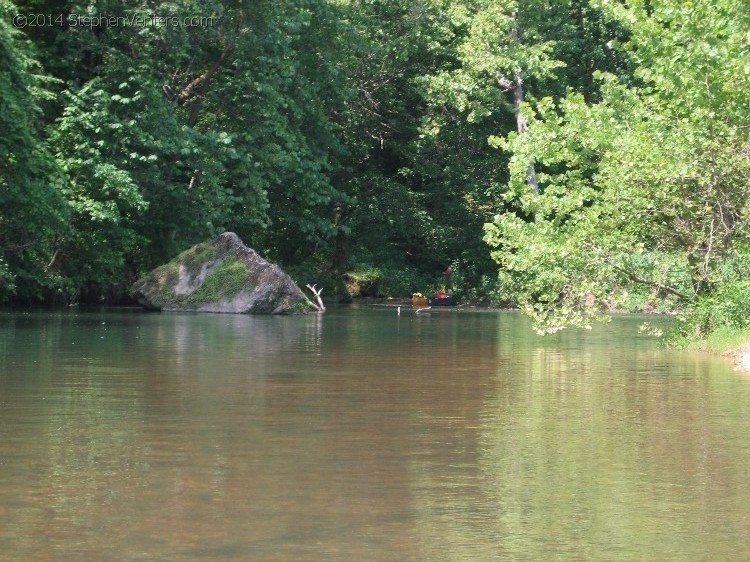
[1,0,748,341]
[484,0,750,334]
[0,1,68,299]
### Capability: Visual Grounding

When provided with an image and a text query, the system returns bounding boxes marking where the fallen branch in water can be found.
[306,284,326,312]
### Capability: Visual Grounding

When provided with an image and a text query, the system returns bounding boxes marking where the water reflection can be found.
[1,309,749,560]
[409,314,750,560]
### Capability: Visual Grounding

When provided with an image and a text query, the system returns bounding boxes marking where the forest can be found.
[1,0,748,339]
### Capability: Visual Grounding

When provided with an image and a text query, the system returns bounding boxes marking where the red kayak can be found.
[428,292,455,306]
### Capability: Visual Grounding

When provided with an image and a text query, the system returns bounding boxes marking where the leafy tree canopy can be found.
[485,0,750,333]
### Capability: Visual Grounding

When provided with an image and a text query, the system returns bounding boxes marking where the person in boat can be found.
[442,262,453,291]
[427,261,454,306]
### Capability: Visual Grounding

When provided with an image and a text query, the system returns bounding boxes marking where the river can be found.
[1,307,749,560]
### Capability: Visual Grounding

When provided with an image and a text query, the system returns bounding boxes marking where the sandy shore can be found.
[723,344,750,371]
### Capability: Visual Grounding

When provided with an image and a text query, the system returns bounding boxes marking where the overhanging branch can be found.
[600,256,692,300]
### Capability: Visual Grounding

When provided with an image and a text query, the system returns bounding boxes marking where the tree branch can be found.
[600,256,692,300]
[176,45,232,104]
[46,248,60,270]
[495,72,514,91]
[306,284,326,312]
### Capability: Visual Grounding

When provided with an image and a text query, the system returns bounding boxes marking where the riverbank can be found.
[726,345,750,372]
[683,327,750,372]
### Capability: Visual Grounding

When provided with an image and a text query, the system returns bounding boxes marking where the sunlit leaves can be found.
[487,0,750,333]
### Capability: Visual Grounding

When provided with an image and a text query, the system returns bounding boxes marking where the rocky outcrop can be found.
[131,232,317,314]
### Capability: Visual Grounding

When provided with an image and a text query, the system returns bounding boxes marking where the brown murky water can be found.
[1,308,750,560]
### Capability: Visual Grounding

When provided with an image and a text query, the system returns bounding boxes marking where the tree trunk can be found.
[511,12,539,195]
[511,75,540,194]
[332,202,349,273]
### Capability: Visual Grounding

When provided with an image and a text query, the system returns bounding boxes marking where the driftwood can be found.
[306,284,326,312]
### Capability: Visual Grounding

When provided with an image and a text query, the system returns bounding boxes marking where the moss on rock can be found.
[135,261,180,308]
[178,243,217,273]
[131,232,316,314]
[184,257,252,305]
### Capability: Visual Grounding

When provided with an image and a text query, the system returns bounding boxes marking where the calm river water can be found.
[1,307,750,560]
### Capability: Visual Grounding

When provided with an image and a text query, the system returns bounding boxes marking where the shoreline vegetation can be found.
[1,1,747,358]
[681,328,750,373]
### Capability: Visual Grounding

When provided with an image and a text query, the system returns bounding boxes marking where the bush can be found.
[681,280,750,338]
[343,265,382,297]
[681,246,750,335]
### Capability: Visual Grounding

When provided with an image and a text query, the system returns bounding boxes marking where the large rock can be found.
[131,232,316,314]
